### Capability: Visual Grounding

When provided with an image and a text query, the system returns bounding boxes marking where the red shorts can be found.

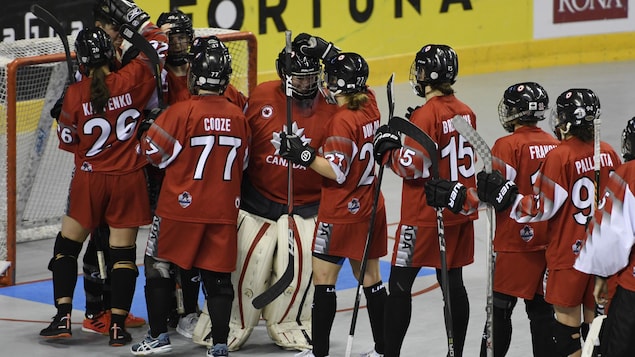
[67,169,151,229]
[545,268,595,309]
[392,220,474,268]
[149,216,237,272]
[313,205,388,261]
[494,251,546,300]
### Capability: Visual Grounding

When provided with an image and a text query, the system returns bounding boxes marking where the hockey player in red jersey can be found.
[281,52,388,357]
[373,44,477,357]
[194,34,339,352]
[575,117,635,357]
[426,82,560,356]
[473,89,621,357]
[40,0,167,346]
[134,36,250,357]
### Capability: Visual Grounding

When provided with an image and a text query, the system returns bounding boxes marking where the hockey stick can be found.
[389,116,455,356]
[252,30,295,309]
[344,73,394,357]
[119,24,165,109]
[450,115,495,357]
[582,314,606,357]
[30,4,75,85]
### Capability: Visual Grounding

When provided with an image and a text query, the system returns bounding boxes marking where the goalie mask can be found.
[75,27,115,74]
[276,48,321,100]
[321,52,368,104]
[498,82,549,132]
[188,36,232,94]
[550,88,600,138]
[157,10,194,66]
[622,117,635,161]
[410,44,458,97]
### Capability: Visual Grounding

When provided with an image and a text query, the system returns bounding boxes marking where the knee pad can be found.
[49,232,83,271]
[143,255,173,280]
[109,245,138,312]
[493,292,517,320]
[110,245,138,276]
[552,319,581,356]
[50,232,83,300]
[201,270,234,300]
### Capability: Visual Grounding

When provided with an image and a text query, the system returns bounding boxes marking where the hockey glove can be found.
[100,0,150,31]
[424,179,467,214]
[279,132,316,167]
[137,107,163,140]
[405,105,422,120]
[373,124,401,164]
[294,33,340,61]
[476,170,518,212]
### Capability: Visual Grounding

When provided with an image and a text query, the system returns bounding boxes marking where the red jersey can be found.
[57,24,167,174]
[575,162,635,292]
[511,138,620,270]
[140,95,250,224]
[318,90,384,223]
[388,94,478,227]
[491,126,559,252]
[244,80,337,205]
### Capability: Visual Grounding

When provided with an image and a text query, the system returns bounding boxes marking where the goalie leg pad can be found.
[552,319,582,356]
[193,210,278,351]
[263,214,316,351]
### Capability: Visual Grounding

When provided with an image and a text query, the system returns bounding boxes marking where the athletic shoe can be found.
[359,349,384,357]
[176,312,199,339]
[206,343,229,357]
[125,312,147,328]
[109,323,132,346]
[82,311,109,335]
[131,332,172,355]
[294,350,326,357]
[39,313,72,338]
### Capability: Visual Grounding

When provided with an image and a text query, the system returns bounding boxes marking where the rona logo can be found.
[554,0,628,23]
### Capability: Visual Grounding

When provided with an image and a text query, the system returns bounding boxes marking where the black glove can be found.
[279,132,316,167]
[99,0,150,31]
[476,170,518,211]
[50,95,64,122]
[294,32,340,61]
[424,179,467,214]
[373,124,401,163]
[137,107,163,140]
[405,105,421,120]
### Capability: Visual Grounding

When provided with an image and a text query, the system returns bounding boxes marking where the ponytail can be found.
[90,67,110,114]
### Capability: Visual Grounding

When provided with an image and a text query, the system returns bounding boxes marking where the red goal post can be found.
[0,28,257,286]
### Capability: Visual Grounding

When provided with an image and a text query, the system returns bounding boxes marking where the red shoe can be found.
[82,311,109,335]
[125,312,146,328]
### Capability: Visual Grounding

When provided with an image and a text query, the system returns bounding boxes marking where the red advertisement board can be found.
[553,0,628,23]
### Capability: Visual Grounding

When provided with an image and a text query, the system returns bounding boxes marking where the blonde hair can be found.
[345,91,369,110]
[90,67,110,114]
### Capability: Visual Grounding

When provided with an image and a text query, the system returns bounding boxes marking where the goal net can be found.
[0,28,257,286]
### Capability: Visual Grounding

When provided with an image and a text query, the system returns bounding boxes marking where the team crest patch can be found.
[348,198,360,214]
[81,161,93,172]
[572,239,583,255]
[519,225,534,242]
[261,105,274,119]
[178,191,192,208]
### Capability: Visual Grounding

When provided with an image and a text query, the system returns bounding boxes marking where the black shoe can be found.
[40,313,72,338]
[109,323,132,346]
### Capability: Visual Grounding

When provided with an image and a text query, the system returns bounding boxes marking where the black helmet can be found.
[323,52,368,95]
[498,82,549,132]
[622,117,635,161]
[75,27,115,69]
[551,88,600,131]
[275,48,321,100]
[157,10,193,66]
[188,36,232,94]
[409,44,458,97]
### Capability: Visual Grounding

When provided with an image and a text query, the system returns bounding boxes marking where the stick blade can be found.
[386,73,395,119]
[450,115,492,173]
[251,259,294,309]
[389,116,439,178]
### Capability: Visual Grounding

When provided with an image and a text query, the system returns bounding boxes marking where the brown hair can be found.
[430,82,455,96]
[570,124,593,142]
[345,91,369,110]
[90,67,110,114]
